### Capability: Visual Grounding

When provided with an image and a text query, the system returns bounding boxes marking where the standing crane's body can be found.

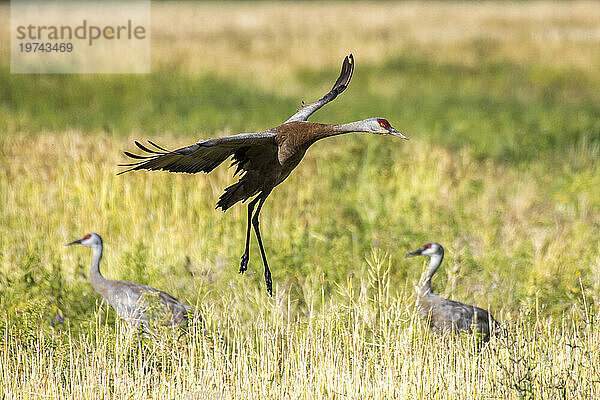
[406,242,499,341]
[120,55,408,295]
[67,233,191,327]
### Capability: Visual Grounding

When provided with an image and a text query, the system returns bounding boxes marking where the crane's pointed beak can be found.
[388,128,409,140]
[65,239,82,246]
[405,248,423,258]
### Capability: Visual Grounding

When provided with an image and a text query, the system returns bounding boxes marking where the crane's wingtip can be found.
[123,150,156,160]
[135,141,166,155]
[116,168,133,176]
[147,140,169,152]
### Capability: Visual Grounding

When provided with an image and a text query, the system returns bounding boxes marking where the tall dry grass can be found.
[2,253,599,399]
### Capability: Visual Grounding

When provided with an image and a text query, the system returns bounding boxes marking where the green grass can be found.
[2,53,598,322]
[3,53,599,162]
[1,87,597,322]
[0,67,294,135]
[1,40,599,332]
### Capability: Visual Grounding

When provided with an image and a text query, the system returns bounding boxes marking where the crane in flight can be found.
[120,54,408,295]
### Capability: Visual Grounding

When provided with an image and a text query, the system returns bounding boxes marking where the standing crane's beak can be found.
[388,127,409,140]
[405,247,423,258]
[65,238,82,246]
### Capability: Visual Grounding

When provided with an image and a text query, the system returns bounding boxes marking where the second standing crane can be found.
[406,242,499,341]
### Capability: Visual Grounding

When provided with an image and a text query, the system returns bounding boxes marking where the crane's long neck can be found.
[332,121,367,135]
[310,121,368,143]
[89,244,106,293]
[416,252,444,298]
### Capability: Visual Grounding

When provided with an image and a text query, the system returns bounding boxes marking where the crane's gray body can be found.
[69,233,190,327]
[93,277,190,327]
[416,289,496,340]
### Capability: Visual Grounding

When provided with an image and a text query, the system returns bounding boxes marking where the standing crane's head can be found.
[66,232,103,248]
[405,242,444,258]
[363,118,409,139]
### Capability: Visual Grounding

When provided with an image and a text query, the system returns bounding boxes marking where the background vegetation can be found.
[1,1,599,398]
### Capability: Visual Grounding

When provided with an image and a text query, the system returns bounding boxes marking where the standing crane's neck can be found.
[416,251,444,298]
[89,243,106,292]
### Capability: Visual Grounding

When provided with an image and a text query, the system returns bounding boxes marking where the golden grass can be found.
[2,2,600,398]
[145,1,600,76]
[3,2,600,83]
[0,129,597,314]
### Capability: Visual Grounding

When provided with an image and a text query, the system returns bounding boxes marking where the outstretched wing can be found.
[118,132,277,175]
[285,54,354,123]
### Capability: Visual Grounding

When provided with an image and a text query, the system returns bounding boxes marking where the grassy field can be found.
[1,1,600,398]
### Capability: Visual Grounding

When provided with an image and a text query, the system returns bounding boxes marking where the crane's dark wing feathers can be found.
[147,140,169,152]
[134,141,163,155]
[118,132,277,175]
[285,54,354,123]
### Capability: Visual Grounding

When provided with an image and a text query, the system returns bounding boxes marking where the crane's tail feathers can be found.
[216,182,242,211]
[216,180,258,211]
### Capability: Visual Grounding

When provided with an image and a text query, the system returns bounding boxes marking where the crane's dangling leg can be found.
[239,196,261,274]
[252,195,272,296]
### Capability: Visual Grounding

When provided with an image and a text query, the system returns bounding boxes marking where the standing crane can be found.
[66,233,192,327]
[119,54,408,295]
[406,242,499,341]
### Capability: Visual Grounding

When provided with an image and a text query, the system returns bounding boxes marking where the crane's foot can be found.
[265,268,272,297]
[239,252,249,274]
